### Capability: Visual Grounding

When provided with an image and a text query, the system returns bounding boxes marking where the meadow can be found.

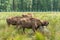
[0,12,60,40]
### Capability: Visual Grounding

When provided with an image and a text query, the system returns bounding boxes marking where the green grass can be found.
[0,12,60,40]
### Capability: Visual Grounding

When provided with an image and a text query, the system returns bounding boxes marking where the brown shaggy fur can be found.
[22,13,33,18]
[6,16,22,26]
[6,14,49,33]
[15,17,42,33]
[6,16,42,32]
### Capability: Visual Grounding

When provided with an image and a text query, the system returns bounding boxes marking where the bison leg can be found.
[16,25,20,32]
[32,27,36,33]
[23,27,25,33]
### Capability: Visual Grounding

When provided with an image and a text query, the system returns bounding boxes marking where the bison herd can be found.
[6,13,49,34]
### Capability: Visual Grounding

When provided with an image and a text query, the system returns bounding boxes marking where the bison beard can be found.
[39,20,49,34]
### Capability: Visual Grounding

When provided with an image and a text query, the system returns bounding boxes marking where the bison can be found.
[6,16,42,32]
[6,14,49,33]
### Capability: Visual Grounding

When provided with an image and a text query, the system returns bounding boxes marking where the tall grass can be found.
[0,12,60,40]
[35,32,45,40]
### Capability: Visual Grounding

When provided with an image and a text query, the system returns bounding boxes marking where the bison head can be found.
[41,20,49,27]
[39,20,49,34]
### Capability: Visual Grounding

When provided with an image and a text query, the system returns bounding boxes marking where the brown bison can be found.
[6,14,49,33]
[6,16,42,32]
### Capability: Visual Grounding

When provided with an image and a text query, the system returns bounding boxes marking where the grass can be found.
[0,12,60,40]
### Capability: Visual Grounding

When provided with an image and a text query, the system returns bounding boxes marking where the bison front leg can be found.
[32,27,36,33]
[15,25,18,28]
[23,27,25,34]
[15,25,20,32]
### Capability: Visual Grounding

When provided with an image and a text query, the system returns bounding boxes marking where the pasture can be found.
[0,12,60,40]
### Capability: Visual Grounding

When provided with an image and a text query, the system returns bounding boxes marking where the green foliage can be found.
[35,32,45,40]
[0,0,60,11]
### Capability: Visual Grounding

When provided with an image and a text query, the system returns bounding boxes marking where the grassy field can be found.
[0,12,60,40]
